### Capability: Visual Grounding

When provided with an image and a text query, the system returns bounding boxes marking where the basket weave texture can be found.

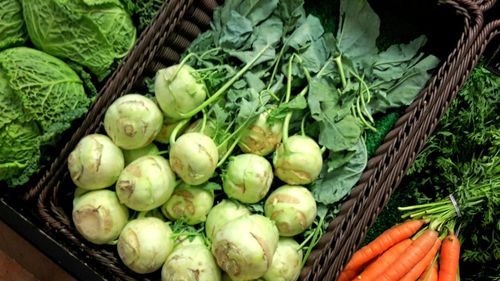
[29,0,495,280]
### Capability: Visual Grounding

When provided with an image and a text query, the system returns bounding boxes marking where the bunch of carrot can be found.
[338,220,460,281]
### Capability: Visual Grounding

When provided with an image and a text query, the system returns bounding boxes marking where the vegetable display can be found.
[63,0,442,279]
[0,0,26,50]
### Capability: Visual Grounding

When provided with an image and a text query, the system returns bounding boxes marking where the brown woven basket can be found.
[32,0,487,280]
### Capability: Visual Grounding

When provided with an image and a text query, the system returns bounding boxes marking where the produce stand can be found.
[0,0,498,281]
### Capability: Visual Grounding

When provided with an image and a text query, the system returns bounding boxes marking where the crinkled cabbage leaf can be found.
[0,0,27,50]
[21,0,136,80]
[0,47,90,187]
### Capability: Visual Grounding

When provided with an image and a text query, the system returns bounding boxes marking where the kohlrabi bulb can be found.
[104,94,163,149]
[273,135,323,185]
[186,118,228,157]
[222,154,273,204]
[161,242,221,281]
[161,183,214,225]
[169,132,218,185]
[205,199,250,241]
[122,143,159,165]
[72,190,129,245]
[116,155,176,211]
[117,217,174,274]
[155,64,207,120]
[68,134,124,190]
[264,185,317,236]
[238,111,282,156]
[211,214,279,280]
[262,238,303,281]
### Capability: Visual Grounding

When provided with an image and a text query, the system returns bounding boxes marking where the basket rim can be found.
[26,0,494,280]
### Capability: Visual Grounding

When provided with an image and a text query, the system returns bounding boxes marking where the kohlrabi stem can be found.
[334,56,347,89]
[201,109,207,133]
[217,118,253,149]
[170,119,190,144]
[282,112,292,143]
[317,58,333,77]
[349,70,374,124]
[301,215,325,267]
[267,45,287,90]
[285,54,295,103]
[301,115,307,136]
[217,135,242,167]
[181,44,271,118]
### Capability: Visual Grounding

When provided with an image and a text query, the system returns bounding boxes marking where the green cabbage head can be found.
[0,0,27,50]
[0,47,90,187]
[21,0,136,80]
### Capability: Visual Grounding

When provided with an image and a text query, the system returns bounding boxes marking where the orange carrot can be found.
[338,269,359,281]
[428,262,438,281]
[342,220,425,273]
[399,237,441,281]
[439,233,460,281]
[352,239,412,281]
[377,229,438,281]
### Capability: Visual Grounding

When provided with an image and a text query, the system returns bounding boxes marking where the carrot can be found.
[439,233,460,281]
[429,262,438,281]
[399,237,441,281]
[377,229,438,281]
[342,220,425,273]
[338,269,359,281]
[352,239,412,281]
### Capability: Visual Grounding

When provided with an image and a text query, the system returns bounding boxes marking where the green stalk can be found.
[398,201,450,211]
[169,119,190,144]
[181,44,271,119]
[217,135,242,167]
[334,56,347,89]
[301,215,325,267]
[200,109,207,133]
[282,112,293,143]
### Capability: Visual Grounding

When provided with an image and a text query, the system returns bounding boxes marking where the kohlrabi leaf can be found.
[336,0,379,60]
[287,15,324,50]
[318,115,362,152]
[238,0,279,25]
[219,10,254,49]
[311,138,367,204]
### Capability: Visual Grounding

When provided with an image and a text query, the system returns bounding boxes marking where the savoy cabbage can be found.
[0,47,90,187]
[0,0,27,50]
[21,0,136,81]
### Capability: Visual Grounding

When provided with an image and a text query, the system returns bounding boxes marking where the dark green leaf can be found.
[238,0,279,25]
[287,15,324,50]
[319,114,362,152]
[311,138,367,204]
[219,11,253,49]
[336,0,379,60]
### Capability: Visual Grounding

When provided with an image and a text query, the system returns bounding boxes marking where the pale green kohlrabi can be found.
[211,214,279,280]
[161,183,214,225]
[155,64,207,120]
[223,154,273,204]
[273,135,323,185]
[161,238,221,281]
[122,143,159,165]
[263,238,303,281]
[72,189,129,245]
[21,0,136,80]
[116,155,176,211]
[186,118,229,157]
[155,118,189,144]
[238,110,283,156]
[169,132,218,185]
[118,217,174,274]
[0,0,27,50]
[104,94,163,150]
[68,134,125,190]
[205,199,250,241]
[265,185,317,236]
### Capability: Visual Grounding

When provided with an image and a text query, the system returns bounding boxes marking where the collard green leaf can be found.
[311,138,367,204]
[336,0,379,59]
[0,0,27,50]
[21,0,136,80]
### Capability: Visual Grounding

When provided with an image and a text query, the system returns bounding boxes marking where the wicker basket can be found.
[31,0,488,280]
